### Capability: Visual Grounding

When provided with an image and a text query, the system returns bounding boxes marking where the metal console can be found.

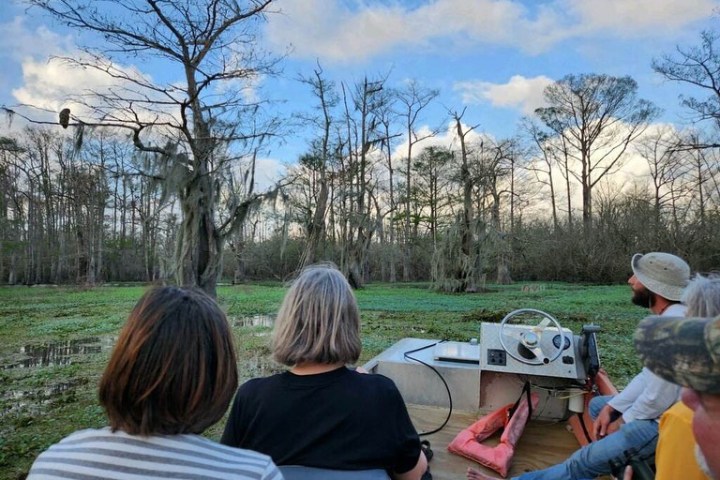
[479,322,586,380]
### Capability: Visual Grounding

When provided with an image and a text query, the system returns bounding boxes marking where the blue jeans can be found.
[514,395,659,480]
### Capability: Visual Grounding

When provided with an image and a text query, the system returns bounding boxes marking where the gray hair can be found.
[682,274,720,317]
[272,263,361,366]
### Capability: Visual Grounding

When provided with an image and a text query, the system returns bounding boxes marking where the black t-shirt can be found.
[220,367,421,474]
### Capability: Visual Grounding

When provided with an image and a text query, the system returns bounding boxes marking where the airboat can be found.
[361,309,617,480]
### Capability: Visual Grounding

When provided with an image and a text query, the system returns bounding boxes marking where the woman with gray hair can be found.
[682,273,720,316]
[221,263,428,480]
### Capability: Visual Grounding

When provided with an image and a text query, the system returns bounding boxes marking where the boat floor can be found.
[408,404,606,480]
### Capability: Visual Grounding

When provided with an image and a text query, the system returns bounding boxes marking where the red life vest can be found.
[447,391,539,477]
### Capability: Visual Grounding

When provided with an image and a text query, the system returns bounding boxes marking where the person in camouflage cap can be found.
[635,312,720,479]
[635,315,720,395]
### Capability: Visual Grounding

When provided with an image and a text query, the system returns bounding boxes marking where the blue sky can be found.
[1,0,719,175]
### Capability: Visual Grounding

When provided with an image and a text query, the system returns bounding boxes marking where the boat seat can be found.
[278,465,391,480]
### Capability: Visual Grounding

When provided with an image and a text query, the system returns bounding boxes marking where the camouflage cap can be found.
[635,315,720,394]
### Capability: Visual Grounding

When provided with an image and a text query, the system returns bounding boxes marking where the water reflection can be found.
[238,355,282,381]
[3,337,114,369]
[4,381,79,401]
[1,380,84,416]
[234,314,275,328]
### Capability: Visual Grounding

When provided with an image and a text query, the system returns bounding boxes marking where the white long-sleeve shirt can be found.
[607,303,685,423]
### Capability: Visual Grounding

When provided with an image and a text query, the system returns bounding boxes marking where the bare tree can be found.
[634,126,686,241]
[377,105,400,281]
[432,109,482,292]
[295,63,338,268]
[684,132,715,229]
[15,0,281,296]
[0,137,27,284]
[395,81,439,281]
[472,137,517,284]
[522,118,560,230]
[653,30,720,136]
[652,28,720,251]
[338,75,390,288]
[535,74,658,231]
[412,146,453,247]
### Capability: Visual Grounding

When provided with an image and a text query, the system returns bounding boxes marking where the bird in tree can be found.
[59,108,70,129]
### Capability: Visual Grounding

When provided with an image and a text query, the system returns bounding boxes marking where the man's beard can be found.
[631,287,652,308]
[695,444,716,480]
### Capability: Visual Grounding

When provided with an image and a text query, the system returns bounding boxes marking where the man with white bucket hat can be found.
[627,252,691,312]
[591,253,690,469]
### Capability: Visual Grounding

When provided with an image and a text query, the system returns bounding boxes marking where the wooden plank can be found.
[408,404,582,480]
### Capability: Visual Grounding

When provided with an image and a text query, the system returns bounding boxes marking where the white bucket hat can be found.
[631,252,690,301]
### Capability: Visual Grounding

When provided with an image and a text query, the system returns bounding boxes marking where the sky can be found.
[1,0,720,185]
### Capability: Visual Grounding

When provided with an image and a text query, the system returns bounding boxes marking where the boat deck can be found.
[407,404,588,480]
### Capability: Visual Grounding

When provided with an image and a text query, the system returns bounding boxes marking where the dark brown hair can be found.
[99,286,238,435]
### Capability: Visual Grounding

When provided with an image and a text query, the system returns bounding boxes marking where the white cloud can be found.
[12,58,106,114]
[524,121,687,221]
[565,0,717,35]
[266,0,551,61]
[454,75,553,114]
[266,0,414,62]
[391,121,491,162]
[1,18,186,129]
[214,74,262,104]
[265,0,720,62]
[0,16,74,61]
[11,55,179,128]
[617,123,683,183]
[255,156,286,191]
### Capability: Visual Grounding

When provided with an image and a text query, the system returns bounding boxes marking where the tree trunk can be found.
[8,253,16,285]
[178,195,220,298]
[301,178,328,267]
[497,259,512,284]
[458,120,475,292]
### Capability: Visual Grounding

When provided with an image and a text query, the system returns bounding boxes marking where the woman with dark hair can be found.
[221,263,427,480]
[28,286,282,480]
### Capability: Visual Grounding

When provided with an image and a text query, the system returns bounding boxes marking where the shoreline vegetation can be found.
[0,282,640,479]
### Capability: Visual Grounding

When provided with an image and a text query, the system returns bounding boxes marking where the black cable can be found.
[576,411,593,444]
[402,341,453,436]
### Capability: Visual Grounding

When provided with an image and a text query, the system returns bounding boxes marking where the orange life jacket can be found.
[447,390,539,477]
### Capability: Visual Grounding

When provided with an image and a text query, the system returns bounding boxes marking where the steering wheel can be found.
[499,308,564,365]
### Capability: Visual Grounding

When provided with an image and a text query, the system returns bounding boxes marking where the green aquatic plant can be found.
[0,282,642,479]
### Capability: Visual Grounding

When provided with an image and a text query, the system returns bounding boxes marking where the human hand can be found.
[355,366,369,374]
[606,417,625,436]
[593,405,615,439]
[623,465,633,480]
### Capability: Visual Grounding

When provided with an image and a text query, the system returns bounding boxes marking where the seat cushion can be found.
[278,465,391,480]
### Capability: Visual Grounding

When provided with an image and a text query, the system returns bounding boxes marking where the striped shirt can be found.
[27,427,284,480]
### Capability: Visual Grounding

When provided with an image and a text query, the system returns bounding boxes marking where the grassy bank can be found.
[0,281,642,479]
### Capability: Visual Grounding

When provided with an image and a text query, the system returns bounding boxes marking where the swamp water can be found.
[1,316,279,417]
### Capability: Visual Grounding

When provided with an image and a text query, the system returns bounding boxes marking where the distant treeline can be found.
[1,125,719,288]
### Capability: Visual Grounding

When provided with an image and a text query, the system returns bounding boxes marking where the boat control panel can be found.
[479,322,586,380]
[363,312,597,419]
